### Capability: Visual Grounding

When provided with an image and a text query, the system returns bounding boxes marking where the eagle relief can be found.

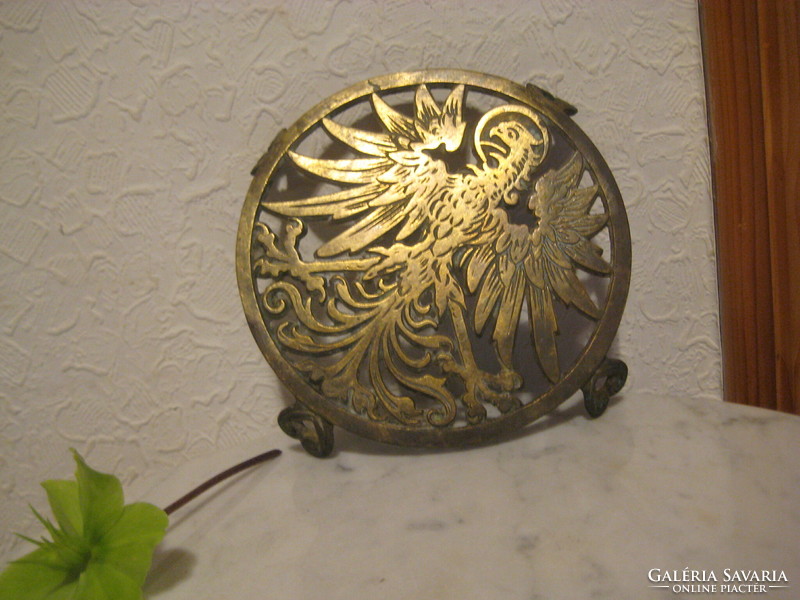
[237,71,631,456]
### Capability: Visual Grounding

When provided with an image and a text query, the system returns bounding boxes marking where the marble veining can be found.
[139,396,800,600]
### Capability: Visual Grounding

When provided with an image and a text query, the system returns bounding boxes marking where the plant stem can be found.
[163,449,281,515]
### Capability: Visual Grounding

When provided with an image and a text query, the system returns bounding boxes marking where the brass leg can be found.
[278,402,334,457]
[581,357,628,418]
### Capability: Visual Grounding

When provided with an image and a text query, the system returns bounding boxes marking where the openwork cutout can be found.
[237,70,631,456]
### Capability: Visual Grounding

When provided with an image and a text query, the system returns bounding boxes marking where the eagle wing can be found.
[464,151,611,383]
[266,86,464,258]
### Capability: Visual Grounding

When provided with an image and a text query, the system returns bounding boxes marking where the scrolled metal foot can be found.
[581,357,628,418]
[278,403,334,458]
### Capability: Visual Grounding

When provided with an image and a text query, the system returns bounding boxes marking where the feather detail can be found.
[322,118,396,156]
[529,151,583,217]
[289,151,391,184]
[465,243,494,293]
[523,254,545,288]
[366,183,410,208]
[492,268,526,367]
[442,85,465,121]
[567,213,608,237]
[415,85,441,128]
[561,185,598,215]
[543,240,574,270]
[395,203,425,240]
[317,203,405,257]
[372,93,417,140]
[546,261,602,319]
[562,238,611,274]
[474,269,503,334]
[528,286,560,383]
[267,183,383,220]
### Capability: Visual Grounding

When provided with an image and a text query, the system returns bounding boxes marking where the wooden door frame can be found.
[699,0,799,413]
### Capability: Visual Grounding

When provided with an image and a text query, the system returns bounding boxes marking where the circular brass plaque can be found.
[237,70,630,454]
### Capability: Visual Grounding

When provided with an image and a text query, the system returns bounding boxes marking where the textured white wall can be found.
[0,0,719,561]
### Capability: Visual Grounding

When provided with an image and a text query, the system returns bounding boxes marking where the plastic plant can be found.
[0,448,280,600]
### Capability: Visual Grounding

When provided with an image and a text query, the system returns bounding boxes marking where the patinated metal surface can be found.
[237,70,631,456]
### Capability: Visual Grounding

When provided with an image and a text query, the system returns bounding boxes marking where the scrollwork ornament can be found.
[237,70,631,455]
[582,358,629,418]
[278,404,334,458]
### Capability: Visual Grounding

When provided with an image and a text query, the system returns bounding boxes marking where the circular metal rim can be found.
[237,69,631,448]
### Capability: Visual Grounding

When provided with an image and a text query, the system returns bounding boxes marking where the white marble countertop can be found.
[139,395,800,600]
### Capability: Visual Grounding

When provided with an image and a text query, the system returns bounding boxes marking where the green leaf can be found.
[71,450,125,544]
[41,480,82,537]
[0,546,77,600]
[76,562,143,600]
[0,450,168,600]
[95,502,169,584]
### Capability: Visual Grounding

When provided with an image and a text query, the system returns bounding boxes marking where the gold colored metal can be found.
[237,70,631,456]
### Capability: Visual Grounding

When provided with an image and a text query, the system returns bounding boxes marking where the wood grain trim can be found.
[700,0,799,413]
[757,0,800,413]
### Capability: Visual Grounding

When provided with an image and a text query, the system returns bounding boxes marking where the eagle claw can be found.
[465,400,487,424]
[436,352,521,420]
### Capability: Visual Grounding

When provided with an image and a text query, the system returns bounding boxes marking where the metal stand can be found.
[581,357,628,418]
[278,402,334,458]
